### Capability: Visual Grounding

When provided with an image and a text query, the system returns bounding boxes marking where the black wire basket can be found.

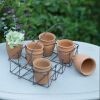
[9,41,79,88]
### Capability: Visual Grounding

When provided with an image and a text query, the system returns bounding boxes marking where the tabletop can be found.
[0,41,100,100]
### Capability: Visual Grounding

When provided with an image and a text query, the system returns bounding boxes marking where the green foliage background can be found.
[0,0,100,45]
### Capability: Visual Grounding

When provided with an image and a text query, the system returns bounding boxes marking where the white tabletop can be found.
[0,41,100,100]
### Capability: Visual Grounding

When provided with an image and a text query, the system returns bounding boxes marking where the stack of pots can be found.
[33,58,51,85]
[39,32,56,57]
[57,39,75,64]
[26,41,44,65]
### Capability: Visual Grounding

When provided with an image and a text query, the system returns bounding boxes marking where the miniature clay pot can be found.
[57,39,75,64]
[73,54,96,76]
[39,32,56,57]
[26,41,44,65]
[33,58,51,85]
[6,42,22,59]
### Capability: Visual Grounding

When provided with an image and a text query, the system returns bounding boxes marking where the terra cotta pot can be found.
[39,32,56,57]
[57,39,75,64]
[33,58,51,85]
[72,54,96,76]
[26,41,44,65]
[6,42,22,59]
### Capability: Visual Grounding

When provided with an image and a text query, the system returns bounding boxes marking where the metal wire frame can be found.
[9,42,79,88]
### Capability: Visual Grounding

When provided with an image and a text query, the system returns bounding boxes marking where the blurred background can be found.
[0,0,100,45]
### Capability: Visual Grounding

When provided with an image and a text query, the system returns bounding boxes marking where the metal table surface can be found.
[0,41,100,100]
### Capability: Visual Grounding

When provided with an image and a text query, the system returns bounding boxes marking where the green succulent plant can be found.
[6,30,24,48]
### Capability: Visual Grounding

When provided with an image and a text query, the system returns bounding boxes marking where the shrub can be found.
[0,0,100,45]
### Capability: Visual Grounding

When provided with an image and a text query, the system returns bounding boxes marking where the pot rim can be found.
[6,42,23,49]
[26,49,43,55]
[39,32,56,42]
[57,39,74,49]
[80,58,96,75]
[33,58,51,70]
[26,41,44,51]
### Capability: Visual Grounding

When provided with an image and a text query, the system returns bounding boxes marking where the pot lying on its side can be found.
[73,54,96,76]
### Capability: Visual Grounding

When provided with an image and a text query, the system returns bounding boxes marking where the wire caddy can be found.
[9,41,79,88]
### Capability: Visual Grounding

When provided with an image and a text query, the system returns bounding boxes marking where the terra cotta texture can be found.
[39,32,56,57]
[33,58,51,85]
[57,39,75,64]
[73,54,96,76]
[6,42,22,59]
[26,41,44,65]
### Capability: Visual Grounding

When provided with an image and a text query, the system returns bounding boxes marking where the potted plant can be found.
[6,30,24,59]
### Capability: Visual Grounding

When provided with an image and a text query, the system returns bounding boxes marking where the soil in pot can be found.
[39,32,56,57]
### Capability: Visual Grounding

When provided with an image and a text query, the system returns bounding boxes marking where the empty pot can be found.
[26,41,44,65]
[73,54,96,76]
[39,32,56,57]
[33,58,51,85]
[57,39,75,64]
[6,42,22,59]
